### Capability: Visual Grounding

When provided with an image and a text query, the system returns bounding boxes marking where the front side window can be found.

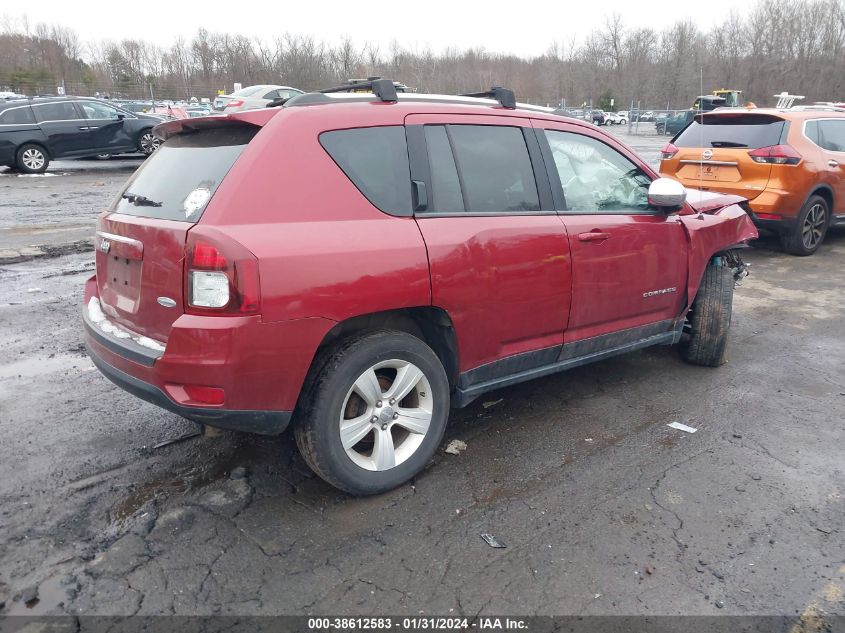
[79,101,121,120]
[320,126,412,215]
[544,130,651,213]
[33,102,79,122]
[818,120,845,152]
[447,125,540,213]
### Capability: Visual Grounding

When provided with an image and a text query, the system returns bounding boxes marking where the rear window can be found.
[0,106,35,124]
[674,114,786,149]
[113,126,257,222]
[320,126,412,215]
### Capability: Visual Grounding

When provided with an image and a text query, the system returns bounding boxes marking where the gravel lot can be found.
[0,131,843,624]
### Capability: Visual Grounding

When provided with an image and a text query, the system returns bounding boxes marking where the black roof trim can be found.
[459,87,516,109]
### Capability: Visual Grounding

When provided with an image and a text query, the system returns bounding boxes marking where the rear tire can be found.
[781,195,829,256]
[684,262,733,367]
[16,144,49,174]
[294,330,450,495]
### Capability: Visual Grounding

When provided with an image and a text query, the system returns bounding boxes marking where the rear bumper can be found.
[83,277,335,435]
[87,349,292,434]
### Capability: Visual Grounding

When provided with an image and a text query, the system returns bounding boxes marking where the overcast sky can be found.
[7,0,759,58]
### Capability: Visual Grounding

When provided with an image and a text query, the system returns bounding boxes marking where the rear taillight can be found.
[224,99,244,108]
[748,145,801,165]
[660,143,678,160]
[185,231,261,315]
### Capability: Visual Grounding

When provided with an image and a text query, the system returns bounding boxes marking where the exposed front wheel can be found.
[781,195,829,256]
[684,262,734,367]
[16,144,49,174]
[137,130,161,156]
[294,330,450,495]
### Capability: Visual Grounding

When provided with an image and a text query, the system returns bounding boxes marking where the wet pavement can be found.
[0,137,843,622]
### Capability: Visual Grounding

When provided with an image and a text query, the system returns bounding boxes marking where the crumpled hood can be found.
[684,188,747,214]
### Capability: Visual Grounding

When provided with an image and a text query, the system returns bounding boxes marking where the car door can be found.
[406,114,571,387]
[77,100,134,153]
[535,122,688,346]
[815,119,845,216]
[31,101,89,157]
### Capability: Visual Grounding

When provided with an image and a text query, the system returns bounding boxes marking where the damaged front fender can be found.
[679,200,758,309]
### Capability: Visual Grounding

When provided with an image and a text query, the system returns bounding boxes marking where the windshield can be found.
[112,126,257,222]
[674,114,786,148]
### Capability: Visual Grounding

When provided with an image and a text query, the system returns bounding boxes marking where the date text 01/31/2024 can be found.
[307,617,529,630]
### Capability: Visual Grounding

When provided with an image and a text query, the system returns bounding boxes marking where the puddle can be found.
[5,575,67,615]
[111,436,275,522]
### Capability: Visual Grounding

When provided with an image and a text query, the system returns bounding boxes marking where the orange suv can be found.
[659,108,845,255]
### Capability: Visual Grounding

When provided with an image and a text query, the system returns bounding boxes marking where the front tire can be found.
[16,144,49,174]
[137,130,161,156]
[294,330,450,495]
[684,262,734,367]
[781,195,829,256]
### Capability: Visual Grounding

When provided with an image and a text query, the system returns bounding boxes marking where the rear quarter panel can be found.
[199,106,432,325]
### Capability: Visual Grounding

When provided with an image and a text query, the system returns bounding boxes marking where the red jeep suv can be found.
[83,80,757,494]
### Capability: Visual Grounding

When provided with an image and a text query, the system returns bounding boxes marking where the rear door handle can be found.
[829,160,840,168]
[578,231,611,242]
[78,126,89,130]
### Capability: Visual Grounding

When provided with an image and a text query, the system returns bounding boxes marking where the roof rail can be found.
[789,105,845,113]
[320,78,398,102]
[460,86,516,109]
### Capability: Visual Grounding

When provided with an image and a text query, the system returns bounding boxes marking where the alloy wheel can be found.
[139,133,160,155]
[22,148,45,171]
[339,359,433,472]
[801,203,827,250]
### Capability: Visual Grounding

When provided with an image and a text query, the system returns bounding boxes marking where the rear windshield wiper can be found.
[709,141,749,148]
[121,192,162,207]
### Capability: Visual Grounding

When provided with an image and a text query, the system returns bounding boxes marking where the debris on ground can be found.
[20,585,38,606]
[715,600,725,608]
[444,439,467,455]
[585,438,594,443]
[152,430,201,450]
[229,466,248,480]
[482,398,503,409]
[480,533,507,548]
[667,421,698,433]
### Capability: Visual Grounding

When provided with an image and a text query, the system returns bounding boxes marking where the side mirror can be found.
[116,113,125,120]
[648,177,686,210]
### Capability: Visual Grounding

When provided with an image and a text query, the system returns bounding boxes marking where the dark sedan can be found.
[0,97,164,173]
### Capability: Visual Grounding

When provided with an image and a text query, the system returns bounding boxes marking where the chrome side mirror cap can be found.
[648,177,687,210]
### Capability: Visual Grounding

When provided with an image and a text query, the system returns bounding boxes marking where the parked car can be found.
[588,109,606,125]
[0,97,165,173]
[660,108,845,255]
[149,105,190,119]
[213,85,303,112]
[656,110,695,135]
[83,83,757,495]
[604,112,627,125]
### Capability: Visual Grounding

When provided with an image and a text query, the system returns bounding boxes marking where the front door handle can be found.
[829,160,840,168]
[77,126,89,130]
[578,231,611,242]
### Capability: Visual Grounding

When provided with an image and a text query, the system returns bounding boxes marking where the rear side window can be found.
[818,120,845,152]
[320,126,412,215]
[674,114,786,149]
[113,126,257,222]
[447,125,540,213]
[33,102,80,122]
[0,106,35,124]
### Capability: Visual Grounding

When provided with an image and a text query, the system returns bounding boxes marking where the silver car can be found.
[213,85,303,112]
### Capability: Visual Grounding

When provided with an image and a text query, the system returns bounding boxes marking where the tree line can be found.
[1,0,844,109]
